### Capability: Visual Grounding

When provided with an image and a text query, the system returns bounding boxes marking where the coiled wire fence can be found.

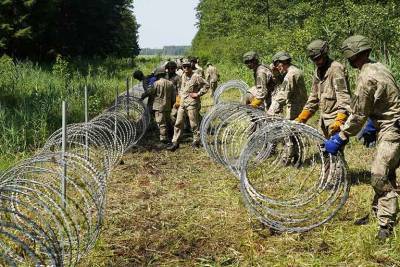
[202,80,350,233]
[0,84,149,266]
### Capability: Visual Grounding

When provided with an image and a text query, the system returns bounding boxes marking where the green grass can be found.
[3,56,400,265]
[84,60,400,266]
[0,55,160,169]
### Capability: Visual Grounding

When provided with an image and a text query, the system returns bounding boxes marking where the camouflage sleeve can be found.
[304,77,319,113]
[255,71,270,99]
[341,76,375,137]
[270,75,291,113]
[205,69,210,81]
[332,68,351,115]
[197,75,210,96]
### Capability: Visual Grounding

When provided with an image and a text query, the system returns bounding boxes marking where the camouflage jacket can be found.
[147,78,174,112]
[247,64,275,108]
[341,62,400,142]
[269,65,307,119]
[304,60,351,127]
[179,72,209,110]
[205,65,219,83]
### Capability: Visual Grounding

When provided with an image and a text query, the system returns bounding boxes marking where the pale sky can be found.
[133,0,200,49]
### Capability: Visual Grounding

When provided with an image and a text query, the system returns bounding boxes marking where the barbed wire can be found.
[0,87,149,266]
[201,81,350,233]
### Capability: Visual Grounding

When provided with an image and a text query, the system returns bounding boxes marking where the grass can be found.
[84,59,400,265]
[3,56,400,265]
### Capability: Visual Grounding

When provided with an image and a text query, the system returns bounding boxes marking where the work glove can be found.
[324,133,347,155]
[249,98,263,108]
[358,118,377,148]
[295,109,312,123]
[328,112,347,136]
[140,93,147,101]
[173,95,181,109]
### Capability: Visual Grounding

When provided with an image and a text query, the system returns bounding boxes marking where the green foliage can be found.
[192,0,400,64]
[0,56,157,163]
[0,0,140,59]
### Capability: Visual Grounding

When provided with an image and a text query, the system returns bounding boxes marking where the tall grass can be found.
[0,55,161,169]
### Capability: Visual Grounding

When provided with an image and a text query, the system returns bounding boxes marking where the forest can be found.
[0,0,140,59]
[192,0,400,63]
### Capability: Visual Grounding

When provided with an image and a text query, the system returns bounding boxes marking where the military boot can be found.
[167,142,179,152]
[376,225,393,241]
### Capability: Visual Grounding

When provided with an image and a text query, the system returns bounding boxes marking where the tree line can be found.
[140,46,190,56]
[192,0,400,63]
[0,0,140,59]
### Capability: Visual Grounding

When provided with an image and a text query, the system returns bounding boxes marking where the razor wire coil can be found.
[201,81,350,233]
[0,88,149,266]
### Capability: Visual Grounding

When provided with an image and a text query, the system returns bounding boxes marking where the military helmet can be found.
[206,62,212,66]
[181,58,192,67]
[307,39,329,59]
[272,51,291,64]
[166,61,177,68]
[341,35,372,59]
[243,51,259,62]
[154,67,166,76]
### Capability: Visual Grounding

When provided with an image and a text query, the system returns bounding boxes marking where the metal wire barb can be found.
[0,86,149,266]
[201,81,350,233]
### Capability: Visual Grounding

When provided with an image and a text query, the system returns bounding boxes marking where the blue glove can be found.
[324,133,347,155]
[359,119,376,148]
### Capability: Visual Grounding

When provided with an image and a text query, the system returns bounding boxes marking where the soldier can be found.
[267,51,307,119]
[167,59,210,151]
[140,67,174,143]
[295,40,351,138]
[205,62,220,98]
[268,52,307,166]
[324,35,400,240]
[166,61,182,129]
[190,57,205,78]
[242,51,275,109]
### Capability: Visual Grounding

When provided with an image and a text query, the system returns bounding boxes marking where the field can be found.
[2,56,400,266]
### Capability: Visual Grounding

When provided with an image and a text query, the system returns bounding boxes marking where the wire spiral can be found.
[0,91,149,266]
[202,83,350,233]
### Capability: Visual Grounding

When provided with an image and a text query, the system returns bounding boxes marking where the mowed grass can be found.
[85,84,400,266]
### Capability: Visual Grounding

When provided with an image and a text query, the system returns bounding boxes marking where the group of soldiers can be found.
[134,34,400,240]
[244,35,400,241]
[135,57,220,151]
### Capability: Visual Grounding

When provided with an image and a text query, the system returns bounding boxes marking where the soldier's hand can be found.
[328,121,342,136]
[189,92,199,98]
[358,119,377,148]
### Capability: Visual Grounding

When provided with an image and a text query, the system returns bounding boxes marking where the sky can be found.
[134,0,200,49]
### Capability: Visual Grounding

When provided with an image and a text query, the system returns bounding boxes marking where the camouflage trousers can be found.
[171,106,200,144]
[155,110,171,141]
[370,140,400,227]
[210,81,218,97]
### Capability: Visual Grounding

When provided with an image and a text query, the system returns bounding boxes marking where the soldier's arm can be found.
[333,67,351,115]
[141,83,156,99]
[303,77,320,114]
[340,76,375,138]
[255,71,268,99]
[197,76,210,96]
[269,75,291,114]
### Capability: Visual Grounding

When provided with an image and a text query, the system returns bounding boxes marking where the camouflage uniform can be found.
[340,61,400,227]
[246,64,275,109]
[303,60,351,137]
[194,63,204,78]
[143,76,174,141]
[168,72,182,125]
[205,64,220,97]
[269,65,307,119]
[171,71,209,144]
